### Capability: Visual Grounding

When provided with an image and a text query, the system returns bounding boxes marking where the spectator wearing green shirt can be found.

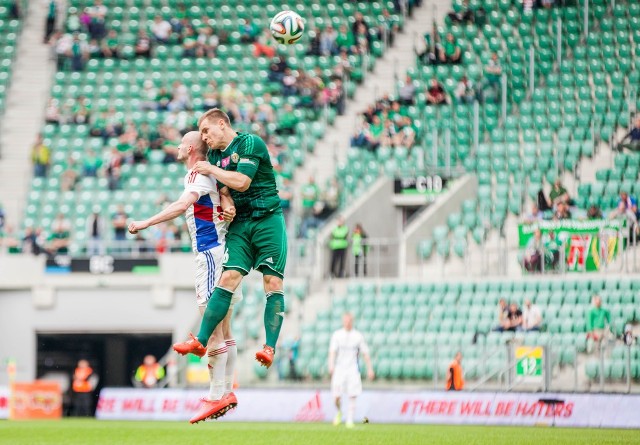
[276,103,299,135]
[301,176,320,218]
[438,33,461,64]
[46,213,71,256]
[335,24,355,53]
[352,223,368,277]
[479,53,502,103]
[101,30,120,58]
[549,179,571,207]
[587,295,611,348]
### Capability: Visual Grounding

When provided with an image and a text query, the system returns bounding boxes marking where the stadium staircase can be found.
[293,1,449,188]
[0,0,50,228]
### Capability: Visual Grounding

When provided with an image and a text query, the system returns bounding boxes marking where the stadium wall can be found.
[0,254,206,386]
[90,387,640,428]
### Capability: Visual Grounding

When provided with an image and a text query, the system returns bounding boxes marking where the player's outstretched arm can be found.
[128,191,199,234]
[194,161,252,192]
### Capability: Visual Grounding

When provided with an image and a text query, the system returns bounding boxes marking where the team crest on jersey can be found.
[221,157,230,168]
[231,153,240,163]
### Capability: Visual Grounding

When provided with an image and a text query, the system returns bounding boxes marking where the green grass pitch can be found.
[1,420,639,445]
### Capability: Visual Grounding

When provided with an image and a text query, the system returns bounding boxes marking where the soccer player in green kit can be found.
[173,108,286,374]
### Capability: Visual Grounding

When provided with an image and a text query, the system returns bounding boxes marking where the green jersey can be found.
[209,132,281,221]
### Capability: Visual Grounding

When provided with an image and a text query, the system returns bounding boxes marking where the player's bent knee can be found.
[263,275,283,293]
[219,269,243,290]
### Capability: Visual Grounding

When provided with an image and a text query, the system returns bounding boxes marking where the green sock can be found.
[264,291,285,351]
[197,287,233,345]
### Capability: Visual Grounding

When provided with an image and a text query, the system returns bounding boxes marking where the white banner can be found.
[96,388,640,428]
[0,386,9,419]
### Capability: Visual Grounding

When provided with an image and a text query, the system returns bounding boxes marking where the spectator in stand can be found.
[426,78,447,105]
[9,0,20,19]
[448,0,474,24]
[69,33,88,72]
[523,228,543,272]
[100,29,119,58]
[328,78,346,115]
[87,0,107,39]
[439,33,461,64]
[306,28,321,56]
[134,355,165,388]
[445,352,464,391]
[22,227,43,255]
[181,27,198,57]
[47,213,71,255]
[151,15,172,43]
[505,302,523,332]
[167,81,190,111]
[112,205,128,249]
[276,103,298,135]
[354,23,370,54]
[323,178,340,215]
[587,204,603,220]
[140,80,158,111]
[279,177,293,225]
[72,95,91,124]
[398,75,416,106]
[238,18,258,43]
[454,76,476,104]
[352,223,368,277]
[351,12,371,46]
[553,201,571,220]
[523,203,543,223]
[320,25,338,56]
[609,190,639,227]
[301,176,320,220]
[197,27,218,58]
[254,28,276,58]
[31,134,50,178]
[107,165,121,191]
[549,179,571,207]
[86,207,106,256]
[522,299,543,332]
[268,56,288,83]
[616,116,640,153]
[135,30,152,58]
[45,99,61,124]
[335,24,355,54]
[45,0,56,43]
[493,298,509,331]
[586,295,611,352]
[60,157,79,192]
[478,52,502,103]
[1,225,20,254]
[282,68,298,96]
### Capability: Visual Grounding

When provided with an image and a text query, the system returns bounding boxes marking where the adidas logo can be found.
[265,257,274,264]
[295,391,324,422]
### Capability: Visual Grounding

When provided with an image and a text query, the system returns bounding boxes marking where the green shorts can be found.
[223,211,287,278]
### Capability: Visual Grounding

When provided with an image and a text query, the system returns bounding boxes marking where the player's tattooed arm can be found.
[220,187,236,222]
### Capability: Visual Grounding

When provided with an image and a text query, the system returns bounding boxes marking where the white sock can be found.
[207,342,228,401]
[224,339,237,395]
[347,397,356,424]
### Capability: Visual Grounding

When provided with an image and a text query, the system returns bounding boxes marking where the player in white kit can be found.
[128,131,242,422]
[328,312,375,428]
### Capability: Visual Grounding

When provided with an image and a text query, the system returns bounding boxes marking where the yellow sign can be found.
[515,346,543,359]
[515,346,543,377]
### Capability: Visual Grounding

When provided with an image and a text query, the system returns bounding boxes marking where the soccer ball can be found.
[270,10,305,45]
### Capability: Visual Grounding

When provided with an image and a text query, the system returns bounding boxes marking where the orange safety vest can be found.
[73,366,93,393]
[445,361,464,391]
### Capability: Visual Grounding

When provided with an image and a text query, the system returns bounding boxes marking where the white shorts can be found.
[195,245,243,307]
[331,368,362,398]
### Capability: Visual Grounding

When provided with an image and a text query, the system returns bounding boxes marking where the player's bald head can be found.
[183,131,207,156]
